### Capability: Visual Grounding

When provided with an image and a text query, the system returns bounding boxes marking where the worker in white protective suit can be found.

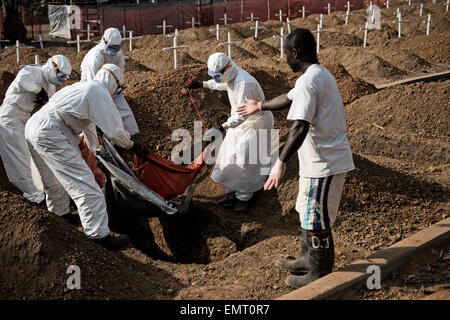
[186,52,274,213]
[80,27,139,136]
[0,55,72,204]
[25,64,148,250]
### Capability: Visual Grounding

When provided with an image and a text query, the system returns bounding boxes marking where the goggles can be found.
[102,66,123,96]
[103,37,123,56]
[51,57,69,84]
[207,61,231,83]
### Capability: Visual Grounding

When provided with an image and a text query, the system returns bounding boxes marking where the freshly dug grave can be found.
[0,3,448,300]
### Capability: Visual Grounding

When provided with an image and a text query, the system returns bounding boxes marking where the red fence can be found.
[96,0,407,37]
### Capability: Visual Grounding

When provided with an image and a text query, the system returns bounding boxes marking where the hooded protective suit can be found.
[0,55,71,203]
[202,53,274,200]
[80,27,139,136]
[25,64,134,239]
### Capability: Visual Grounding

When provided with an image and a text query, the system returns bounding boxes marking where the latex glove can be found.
[264,159,286,190]
[34,88,49,108]
[185,77,203,90]
[130,142,150,159]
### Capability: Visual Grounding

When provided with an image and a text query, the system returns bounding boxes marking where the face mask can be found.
[105,42,123,56]
[51,70,69,85]
[113,85,123,97]
[208,70,222,83]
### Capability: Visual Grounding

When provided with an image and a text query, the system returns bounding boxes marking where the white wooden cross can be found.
[80,24,98,41]
[275,9,287,22]
[187,17,200,28]
[220,13,232,26]
[407,0,411,6]
[361,21,375,47]
[386,0,390,9]
[4,40,32,64]
[31,34,51,50]
[272,27,286,58]
[157,20,173,35]
[168,28,185,40]
[218,32,241,60]
[250,20,265,39]
[300,6,310,18]
[393,12,410,38]
[20,55,41,67]
[324,3,335,15]
[284,18,294,34]
[121,25,132,38]
[312,24,329,53]
[419,3,423,16]
[343,9,353,25]
[163,30,189,69]
[67,34,91,53]
[397,8,401,19]
[209,24,227,41]
[316,13,327,28]
[122,31,143,51]
[422,14,437,35]
[344,1,354,12]
[446,0,449,12]
[246,13,259,21]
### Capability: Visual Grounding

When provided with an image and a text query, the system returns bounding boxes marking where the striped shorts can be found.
[296,173,347,231]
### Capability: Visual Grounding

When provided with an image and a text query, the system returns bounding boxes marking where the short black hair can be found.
[286,28,319,64]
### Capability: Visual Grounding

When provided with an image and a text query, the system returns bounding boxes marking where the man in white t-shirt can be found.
[236,28,354,288]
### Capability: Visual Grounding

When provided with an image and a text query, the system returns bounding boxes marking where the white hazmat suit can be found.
[25,64,134,239]
[80,27,139,136]
[203,53,274,201]
[0,55,71,203]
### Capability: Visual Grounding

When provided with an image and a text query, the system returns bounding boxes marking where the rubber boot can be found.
[217,192,236,207]
[276,229,310,274]
[285,229,335,289]
[93,234,130,251]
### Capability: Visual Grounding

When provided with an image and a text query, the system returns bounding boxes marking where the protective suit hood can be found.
[207,52,237,83]
[93,63,124,96]
[41,55,72,85]
[101,28,123,56]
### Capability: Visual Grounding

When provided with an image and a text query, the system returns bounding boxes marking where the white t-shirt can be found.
[287,64,355,178]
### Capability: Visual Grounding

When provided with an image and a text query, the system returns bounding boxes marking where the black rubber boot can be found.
[285,229,335,289]
[276,229,310,274]
[217,192,236,207]
[234,200,250,213]
[60,211,80,225]
[93,234,130,251]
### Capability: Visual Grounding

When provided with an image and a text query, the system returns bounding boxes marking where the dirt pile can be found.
[0,191,184,299]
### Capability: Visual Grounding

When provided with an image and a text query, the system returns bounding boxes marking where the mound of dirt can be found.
[0,191,185,299]
[346,80,450,165]
[323,63,378,104]
[319,46,408,85]
[239,37,280,57]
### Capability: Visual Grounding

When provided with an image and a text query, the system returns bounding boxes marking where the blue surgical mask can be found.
[105,42,123,56]
[51,70,69,85]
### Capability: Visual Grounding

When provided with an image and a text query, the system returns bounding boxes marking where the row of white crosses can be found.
[393,11,410,38]
[163,29,189,69]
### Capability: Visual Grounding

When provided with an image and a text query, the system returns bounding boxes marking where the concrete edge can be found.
[375,70,450,89]
[277,217,450,300]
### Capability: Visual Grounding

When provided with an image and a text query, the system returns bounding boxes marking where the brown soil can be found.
[0,3,449,300]
[339,244,450,300]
